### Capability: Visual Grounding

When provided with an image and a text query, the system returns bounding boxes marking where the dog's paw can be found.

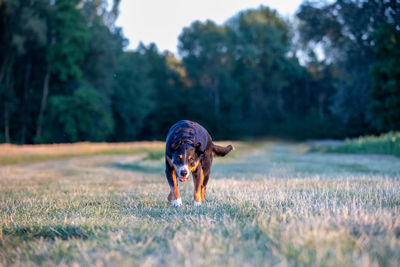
[173,198,182,207]
[193,200,202,206]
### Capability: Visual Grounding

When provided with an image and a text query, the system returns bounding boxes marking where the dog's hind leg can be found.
[192,167,204,206]
[201,171,210,202]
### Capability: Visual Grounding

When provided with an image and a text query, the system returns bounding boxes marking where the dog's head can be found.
[167,140,203,182]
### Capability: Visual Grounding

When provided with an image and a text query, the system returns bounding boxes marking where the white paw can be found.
[194,200,202,206]
[173,198,182,207]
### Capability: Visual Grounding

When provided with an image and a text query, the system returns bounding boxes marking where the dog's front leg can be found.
[193,167,204,206]
[166,168,182,207]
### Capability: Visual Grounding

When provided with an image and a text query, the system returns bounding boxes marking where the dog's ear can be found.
[195,142,205,154]
[171,139,183,150]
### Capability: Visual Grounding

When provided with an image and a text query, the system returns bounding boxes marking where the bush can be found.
[312,132,400,157]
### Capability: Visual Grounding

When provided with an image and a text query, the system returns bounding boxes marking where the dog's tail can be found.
[212,143,234,157]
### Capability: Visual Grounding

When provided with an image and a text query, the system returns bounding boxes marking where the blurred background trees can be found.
[0,0,399,143]
[297,0,400,136]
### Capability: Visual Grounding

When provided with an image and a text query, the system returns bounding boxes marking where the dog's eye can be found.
[190,162,195,167]
[179,154,183,159]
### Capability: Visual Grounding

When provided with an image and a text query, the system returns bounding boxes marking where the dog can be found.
[165,120,234,207]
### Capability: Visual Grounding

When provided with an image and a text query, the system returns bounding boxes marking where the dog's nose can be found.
[180,169,188,177]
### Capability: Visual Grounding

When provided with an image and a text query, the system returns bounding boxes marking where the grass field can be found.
[1,142,400,266]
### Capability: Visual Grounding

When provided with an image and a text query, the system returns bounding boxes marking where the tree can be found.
[3,0,398,144]
[229,7,292,135]
[111,46,155,141]
[178,7,303,137]
[140,47,196,140]
[80,1,126,99]
[43,85,113,142]
[0,0,47,143]
[297,0,400,135]
[369,23,400,131]
[179,19,255,138]
[35,0,89,142]
[0,0,126,144]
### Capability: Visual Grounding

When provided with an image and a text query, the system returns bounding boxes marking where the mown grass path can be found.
[1,143,400,266]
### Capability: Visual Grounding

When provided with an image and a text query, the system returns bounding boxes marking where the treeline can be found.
[0,0,399,144]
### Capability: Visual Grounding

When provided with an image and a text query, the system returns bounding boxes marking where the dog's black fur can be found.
[165,120,233,206]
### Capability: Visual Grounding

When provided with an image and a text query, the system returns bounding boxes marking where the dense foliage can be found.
[0,0,399,143]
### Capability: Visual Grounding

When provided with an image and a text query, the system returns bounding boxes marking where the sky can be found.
[115,0,305,55]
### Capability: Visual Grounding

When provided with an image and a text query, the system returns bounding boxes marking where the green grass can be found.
[310,132,400,157]
[1,142,400,266]
[144,150,165,161]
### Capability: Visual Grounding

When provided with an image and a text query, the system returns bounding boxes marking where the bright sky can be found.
[115,0,305,55]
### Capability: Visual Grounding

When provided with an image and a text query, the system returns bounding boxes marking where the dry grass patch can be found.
[0,141,165,165]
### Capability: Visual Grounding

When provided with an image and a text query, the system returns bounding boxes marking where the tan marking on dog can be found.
[201,185,206,202]
[189,160,200,173]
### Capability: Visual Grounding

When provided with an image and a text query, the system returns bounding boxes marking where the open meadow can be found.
[1,141,400,266]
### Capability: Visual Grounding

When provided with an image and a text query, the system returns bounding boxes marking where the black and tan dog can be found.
[165,120,234,207]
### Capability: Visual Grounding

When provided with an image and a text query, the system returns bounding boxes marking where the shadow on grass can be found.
[1,224,96,241]
[108,162,164,174]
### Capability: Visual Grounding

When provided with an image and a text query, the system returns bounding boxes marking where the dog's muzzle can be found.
[178,166,189,182]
